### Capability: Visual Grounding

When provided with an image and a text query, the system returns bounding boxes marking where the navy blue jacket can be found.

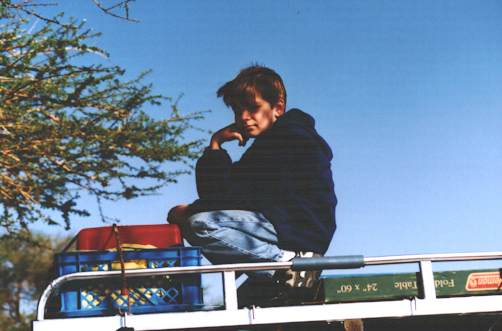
[189,109,337,254]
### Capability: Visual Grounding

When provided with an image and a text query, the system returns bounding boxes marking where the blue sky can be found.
[36,1,501,266]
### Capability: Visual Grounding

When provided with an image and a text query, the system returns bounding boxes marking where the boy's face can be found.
[233,95,284,138]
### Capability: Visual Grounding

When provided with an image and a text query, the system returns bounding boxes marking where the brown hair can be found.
[217,65,287,111]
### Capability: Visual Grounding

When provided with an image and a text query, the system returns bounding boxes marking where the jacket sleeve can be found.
[195,147,232,199]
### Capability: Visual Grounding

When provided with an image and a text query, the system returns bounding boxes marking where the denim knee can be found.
[187,214,217,236]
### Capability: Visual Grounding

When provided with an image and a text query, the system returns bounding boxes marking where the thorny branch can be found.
[0,0,140,23]
[92,0,139,22]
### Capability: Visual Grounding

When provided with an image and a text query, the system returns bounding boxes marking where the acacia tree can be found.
[0,1,204,232]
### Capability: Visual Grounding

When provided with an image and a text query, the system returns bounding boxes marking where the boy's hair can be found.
[217,65,287,111]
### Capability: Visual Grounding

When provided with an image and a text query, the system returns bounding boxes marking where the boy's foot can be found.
[275,251,322,288]
[264,252,323,306]
[237,275,317,308]
[238,252,323,308]
[237,276,282,308]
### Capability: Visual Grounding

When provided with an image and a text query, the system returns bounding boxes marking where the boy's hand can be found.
[167,204,190,225]
[210,123,248,149]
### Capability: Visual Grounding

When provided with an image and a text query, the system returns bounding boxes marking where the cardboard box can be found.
[323,269,502,303]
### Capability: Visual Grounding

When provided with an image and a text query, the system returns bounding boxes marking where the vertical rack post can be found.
[223,271,238,310]
[419,260,436,300]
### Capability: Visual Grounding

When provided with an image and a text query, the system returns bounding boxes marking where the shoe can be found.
[261,252,322,306]
[238,253,323,308]
[275,252,322,289]
[237,276,284,308]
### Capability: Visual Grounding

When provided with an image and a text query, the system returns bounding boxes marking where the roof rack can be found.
[32,251,502,331]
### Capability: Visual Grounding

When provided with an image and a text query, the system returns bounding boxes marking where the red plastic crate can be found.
[76,224,182,250]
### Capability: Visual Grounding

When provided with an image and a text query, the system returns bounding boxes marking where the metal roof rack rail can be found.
[32,251,502,331]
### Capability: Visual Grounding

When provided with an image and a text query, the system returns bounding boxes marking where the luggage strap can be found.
[112,224,131,315]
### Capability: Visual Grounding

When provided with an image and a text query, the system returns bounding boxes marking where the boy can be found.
[168,65,336,291]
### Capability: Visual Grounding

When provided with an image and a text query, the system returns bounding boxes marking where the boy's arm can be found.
[195,123,246,199]
[195,147,232,199]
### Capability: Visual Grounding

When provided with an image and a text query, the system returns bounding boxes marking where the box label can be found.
[323,269,502,303]
[466,272,502,291]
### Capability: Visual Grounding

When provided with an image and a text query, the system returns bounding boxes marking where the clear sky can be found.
[36,1,501,266]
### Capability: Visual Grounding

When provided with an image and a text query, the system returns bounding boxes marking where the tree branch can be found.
[92,0,139,22]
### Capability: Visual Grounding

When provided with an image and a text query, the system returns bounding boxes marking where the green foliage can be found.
[0,231,68,331]
[0,3,204,231]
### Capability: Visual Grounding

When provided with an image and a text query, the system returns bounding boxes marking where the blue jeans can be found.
[182,210,285,266]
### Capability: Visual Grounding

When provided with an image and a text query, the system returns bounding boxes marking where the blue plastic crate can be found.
[53,247,203,317]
